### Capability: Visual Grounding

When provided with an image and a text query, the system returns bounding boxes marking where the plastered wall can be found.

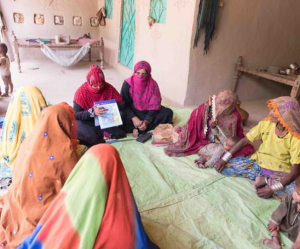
[185,0,300,106]
[1,0,101,60]
[99,0,196,106]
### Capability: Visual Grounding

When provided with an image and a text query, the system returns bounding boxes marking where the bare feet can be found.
[1,93,9,97]
[133,129,139,138]
[262,237,281,249]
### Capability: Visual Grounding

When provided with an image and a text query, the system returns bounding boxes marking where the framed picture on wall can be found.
[13,13,24,24]
[54,15,64,25]
[90,17,99,27]
[34,14,44,25]
[73,16,82,26]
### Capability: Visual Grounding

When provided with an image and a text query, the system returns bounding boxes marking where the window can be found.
[150,0,167,24]
[105,0,113,19]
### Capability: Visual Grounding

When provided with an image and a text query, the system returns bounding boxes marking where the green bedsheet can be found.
[112,106,292,249]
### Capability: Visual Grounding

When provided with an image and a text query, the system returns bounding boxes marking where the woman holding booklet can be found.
[73,65,126,147]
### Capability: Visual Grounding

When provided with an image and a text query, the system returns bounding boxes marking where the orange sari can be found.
[0,103,79,248]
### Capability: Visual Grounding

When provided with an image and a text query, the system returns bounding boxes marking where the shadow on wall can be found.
[236,76,291,101]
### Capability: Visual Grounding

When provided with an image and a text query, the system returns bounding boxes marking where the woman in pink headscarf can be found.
[121,61,173,135]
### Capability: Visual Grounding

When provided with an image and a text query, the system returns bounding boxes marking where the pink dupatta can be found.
[125,61,161,111]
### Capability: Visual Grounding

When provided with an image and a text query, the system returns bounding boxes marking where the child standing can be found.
[263,177,300,249]
[0,43,13,97]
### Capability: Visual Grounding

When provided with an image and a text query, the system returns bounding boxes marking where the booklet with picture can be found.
[94,99,123,129]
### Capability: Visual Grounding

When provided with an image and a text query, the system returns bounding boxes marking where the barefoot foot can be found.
[262,237,281,249]
[133,129,139,138]
[1,94,9,97]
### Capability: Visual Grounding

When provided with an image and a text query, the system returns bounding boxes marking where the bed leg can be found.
[231,56,243,93]
[11,31,21,73]
[100,37,104,69]
[88,48,92,62]
[291,75,300,98]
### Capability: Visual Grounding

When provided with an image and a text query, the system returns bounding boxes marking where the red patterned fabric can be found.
[74,65,122,110]
[165,91,254,157]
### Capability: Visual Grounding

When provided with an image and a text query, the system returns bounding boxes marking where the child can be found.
[0,43,13,97]
[195,137,240,168]
[263,177,300,249]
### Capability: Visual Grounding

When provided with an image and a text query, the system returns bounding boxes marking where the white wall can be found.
[185,0,300,106]
[1,0,101,60]
[99,0,196,106]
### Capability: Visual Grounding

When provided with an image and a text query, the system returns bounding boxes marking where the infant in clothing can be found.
[195,136,240,168]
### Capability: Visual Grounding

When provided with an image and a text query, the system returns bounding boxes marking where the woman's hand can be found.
[214,159,226,173]
[267,221,279,232]
[138,120,149,131]
[256,185,273,199]
[132,117,142,128]
[94,106,108,116]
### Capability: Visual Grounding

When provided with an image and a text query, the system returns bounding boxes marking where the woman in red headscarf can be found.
[121,61,173,135]
[74,65,126,147]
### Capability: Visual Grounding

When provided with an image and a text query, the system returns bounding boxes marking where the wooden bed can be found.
[11,31,105,73]
[232,56,300,98]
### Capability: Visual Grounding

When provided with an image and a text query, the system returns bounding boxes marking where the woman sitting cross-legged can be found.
[121,61,173,136]
[215,96,300,200]
[0,86,47,169]
[74,65,126,147]
[164,90,254,157]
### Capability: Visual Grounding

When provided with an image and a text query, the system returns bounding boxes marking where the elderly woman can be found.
[121,61,173,136]
[74,65,126,147]
[165,90,254,157]
[215,96,300,199]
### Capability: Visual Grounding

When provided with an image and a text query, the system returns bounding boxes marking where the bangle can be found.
[221,151,232,162]
[265,177,269,185]
[270,182,284,192]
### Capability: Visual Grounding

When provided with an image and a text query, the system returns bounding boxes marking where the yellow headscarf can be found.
[0,86,47,168]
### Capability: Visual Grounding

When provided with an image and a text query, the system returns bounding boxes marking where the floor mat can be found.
[112,106,292,249]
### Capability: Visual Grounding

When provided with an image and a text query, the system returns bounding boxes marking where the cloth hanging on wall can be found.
[193,0,219,53]
[40,44,91,67]
[96,7,106,26]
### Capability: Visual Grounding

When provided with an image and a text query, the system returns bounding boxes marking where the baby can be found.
[0,43,13,97]
[195,137,240,168]
[262,177,300,249]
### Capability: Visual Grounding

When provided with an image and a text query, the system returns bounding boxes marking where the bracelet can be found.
[270,182,284,192]
[88,108,95,118]
[265,177,269,185]
[221,151,232,162]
